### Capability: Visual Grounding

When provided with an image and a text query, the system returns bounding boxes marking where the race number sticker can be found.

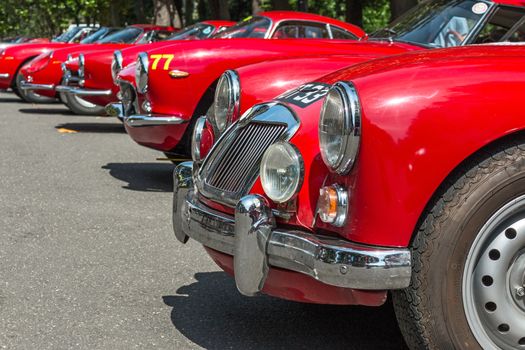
[277,83,330,108]
[150,54,174,70]
[472,2,488,15]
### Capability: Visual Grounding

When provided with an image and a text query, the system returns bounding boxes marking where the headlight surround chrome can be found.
[260,142,304,204]
[78,54,85,79]
[135,52,149,94]
[211,70,240,135]
[319,81,361,175]
[111,50,123,85]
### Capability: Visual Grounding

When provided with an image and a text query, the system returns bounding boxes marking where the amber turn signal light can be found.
[317,185,348,227]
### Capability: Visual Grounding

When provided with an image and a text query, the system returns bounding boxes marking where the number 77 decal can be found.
[150,54,175,70]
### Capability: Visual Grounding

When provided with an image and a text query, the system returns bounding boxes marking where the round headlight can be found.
[78,54,85,79]
[212,70,240,134]
[319,81,361,175]
[135,52,149,94]
[260,142,303,203]
[111,50,123,84]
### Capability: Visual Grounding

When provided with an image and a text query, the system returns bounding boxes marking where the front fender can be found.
[311,47,525,247]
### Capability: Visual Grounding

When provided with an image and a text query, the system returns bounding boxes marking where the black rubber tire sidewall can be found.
[64,92,105,115]
[394,144,525,349]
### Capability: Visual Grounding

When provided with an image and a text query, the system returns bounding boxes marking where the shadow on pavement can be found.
[102,162,173,192]
[163,272,408,350]
[0,96,23,103]
[19,108,74,116]
[55,123,125,133]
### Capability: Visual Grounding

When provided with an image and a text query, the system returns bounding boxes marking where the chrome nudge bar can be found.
[173,162,411,296]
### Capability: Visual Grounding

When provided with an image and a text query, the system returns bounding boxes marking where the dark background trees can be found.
[0,0,418,38]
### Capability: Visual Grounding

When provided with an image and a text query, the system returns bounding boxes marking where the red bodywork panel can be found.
[122,40,415,152]
[205,247,387,306]
[250,45,525,248]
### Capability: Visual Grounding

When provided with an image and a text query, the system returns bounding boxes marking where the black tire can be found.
[392,138,525,349]
[63,92,105,115]
[14,73,56,104]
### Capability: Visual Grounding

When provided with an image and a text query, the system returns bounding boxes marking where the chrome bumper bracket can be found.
[173,162,412,292]
[105,102,124,118]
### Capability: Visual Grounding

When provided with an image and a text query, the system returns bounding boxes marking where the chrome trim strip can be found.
[0,73,10,79]
[105,102,124,118]
[173,162,412,292]
[125,114,188,127]
[19,81,55,91]
[55,85,112,96]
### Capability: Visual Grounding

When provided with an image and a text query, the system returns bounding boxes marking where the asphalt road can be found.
[0,92,408,350]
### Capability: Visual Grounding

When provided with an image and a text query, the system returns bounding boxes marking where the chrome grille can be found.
[207,122,286,193]
[197,103,300,207]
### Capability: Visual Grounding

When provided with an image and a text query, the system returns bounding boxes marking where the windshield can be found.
[52,27,83,43]
[98,27,143,44]
[214,16,271,38]
[167,23,215,40]
[370,0,492,48]
[80,27,114,43]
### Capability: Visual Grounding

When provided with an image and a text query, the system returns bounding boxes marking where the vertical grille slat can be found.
[201,121,287,199]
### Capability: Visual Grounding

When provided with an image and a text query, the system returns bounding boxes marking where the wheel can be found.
[392,139,525,349]
[14,73,56,103]
[63,92,105,115]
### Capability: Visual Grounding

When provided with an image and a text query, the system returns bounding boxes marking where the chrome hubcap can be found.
[463,195,525,349]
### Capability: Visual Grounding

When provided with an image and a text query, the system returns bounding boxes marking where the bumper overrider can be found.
[173,161,412,296]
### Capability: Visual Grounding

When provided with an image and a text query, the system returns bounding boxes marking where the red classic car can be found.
[51,21,234,115]
[17,25,176,107]
[114,0,525,159]
[174,43,525,349]
[0,25,102,96]
[65,12,364,117]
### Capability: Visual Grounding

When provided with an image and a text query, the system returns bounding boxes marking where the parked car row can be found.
[2,1,525,348]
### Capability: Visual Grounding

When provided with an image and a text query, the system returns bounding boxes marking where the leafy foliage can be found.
[0,0,393,38]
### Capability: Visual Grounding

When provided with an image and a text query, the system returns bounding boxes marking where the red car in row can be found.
[20,21,234,114]
[114,0,525,160]
[174,42,525,350]
[61,12,364,117]
[17,24,176,109]
[0,25,103,97]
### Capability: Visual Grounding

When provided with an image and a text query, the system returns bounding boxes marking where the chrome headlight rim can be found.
[191,116,207,164]
[260,141,304,204]
[319,81,361,175]
[135,52,149,94]
[212,70,240,135]
[111,50,123,85]
[78,54,85,79]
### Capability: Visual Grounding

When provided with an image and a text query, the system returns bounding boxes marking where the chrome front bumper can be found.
[0,73,10,79]
[55,85,112,96]
[124,114,187,127]
[173,162,411,296]
[20,81,55,91]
